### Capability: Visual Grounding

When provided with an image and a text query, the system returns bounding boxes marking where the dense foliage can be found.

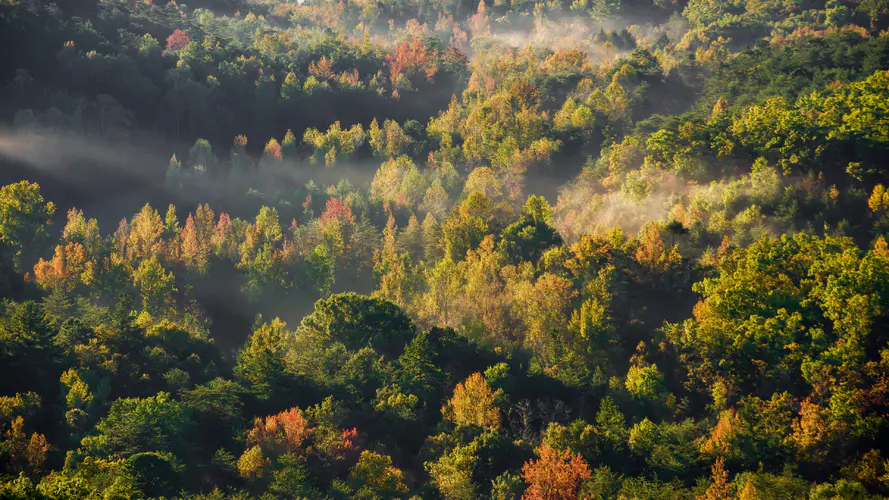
[3,0,889,497]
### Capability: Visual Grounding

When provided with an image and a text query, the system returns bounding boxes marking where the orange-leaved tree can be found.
[238,407,312,479]
[521,445,591,500]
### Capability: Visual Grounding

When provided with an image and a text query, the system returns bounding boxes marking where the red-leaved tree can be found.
[319,197,356,228]
[165,29,190,54]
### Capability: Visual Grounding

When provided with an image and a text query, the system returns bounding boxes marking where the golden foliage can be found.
[443,373,502,431]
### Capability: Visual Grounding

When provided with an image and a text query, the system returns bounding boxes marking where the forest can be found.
[2,0,889,497]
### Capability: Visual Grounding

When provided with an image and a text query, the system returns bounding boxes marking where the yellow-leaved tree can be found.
[442,372,503,431]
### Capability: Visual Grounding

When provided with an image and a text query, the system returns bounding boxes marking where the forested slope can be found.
[2,0,889,497]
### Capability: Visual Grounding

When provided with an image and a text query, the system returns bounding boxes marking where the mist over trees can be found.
[2,0,889,497]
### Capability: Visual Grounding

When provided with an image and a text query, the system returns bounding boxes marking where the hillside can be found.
[2,0,889,497]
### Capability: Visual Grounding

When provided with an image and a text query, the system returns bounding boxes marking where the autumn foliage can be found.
[165,29,190,53]
[262,138,283,162]
[309,56,335,81]
[319,197,356,228]
[3,417,48,474]
[386,38,438,85]
[443,372,502,431]
[521,445,592,500]
[32,242,91,292]
[8,0,889,495]
[246,407,312,457]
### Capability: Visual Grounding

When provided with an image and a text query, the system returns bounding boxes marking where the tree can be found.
[386,38,439,87]
[163,205,180,259]
[296,293,415,356]
[0,181,55,271]
[165,155,184,191]
[422,180,451,219]
[443,373,502,431]
[126,451,184,498]
[61,209,101,258]
[2,416,48,475]
[809,479,871,500]
[230,135,250,177]
[282,129,298,158]
[180,214,203,272]
[374,384,420,421]
[369,118,385,157]
[369,119,415,159]
[869,184,889,227]
[181,378,245,444]
[665,220,689,248]
[319,197,356,229]
[235,317,292,398]
[569,294,615,361]
[697,459,732,500]
[132,255,176,315]
[594,396,628,460]
[372,156,427,207]
[126,204,164,263]
[268,453,317,497]
[212,212,238,261]
[507,271,576,356]
[461,236,507,339]
[787,398,845,465]
[348,450,409,497]
[261,138,283,165]
[303,122,365,166]
[245,408,312,459]
[522,195,554,225]
[396,331,447,401]
[180,204,214,274]
[443,194,490,261]
[625,363,667,402]
[521,445,591,500]
[165,29,191,54]
[399,215,424,260]
[728,97,818,172]
[634,222,680,284]
[422,214,444,262]
[420,256,464,327]
[0,302,59,395]
[80,392,193,459]
[1,472,38,498]
[32,242,91,293]
[464,168,504,200]
[254,206,283,245]
[427,442,479,500]
[374,216,416,309]
[60,368,93,420]
[492,472,524,500]
[188,138,214,171]
[238,445,269,480]
[281,72,301,100]
[499,213,562,264]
